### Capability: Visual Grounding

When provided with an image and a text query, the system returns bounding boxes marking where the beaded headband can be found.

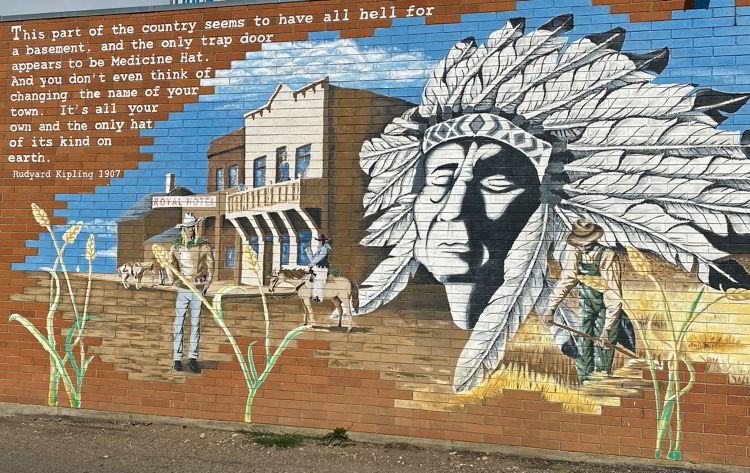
[422,113,552,181]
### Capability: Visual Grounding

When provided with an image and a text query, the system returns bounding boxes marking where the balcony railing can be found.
[227,179,307,213]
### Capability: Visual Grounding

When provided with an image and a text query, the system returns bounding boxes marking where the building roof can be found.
[116,187,193,223]
[208,128,244,158]
[245,77,328,121]
[144,227,181,244]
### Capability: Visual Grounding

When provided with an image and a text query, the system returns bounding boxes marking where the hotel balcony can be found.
[226,178,325,215]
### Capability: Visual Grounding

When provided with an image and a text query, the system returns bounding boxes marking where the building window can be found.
[253,157,266,188]
[280,235,290,266]
[295,144,311,179]
[228,165,239,188]
[226,247,236,269]
[215,167,225,191]
[276,146,290,182]
[298,231,312,265]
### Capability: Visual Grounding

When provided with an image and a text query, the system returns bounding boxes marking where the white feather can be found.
[556,196,735,284]
[565,172,750,236]
[518,52,655,120]
[497,30,626,111]
[569,118,748,159]
[444,20,526,115]
[360,134,420,177]
[419,38,477,119]
[470,16,574,112]
[453,205,559,393]
[360,135,421,216]
[358,235,419,315]
[360,195,416,247]
[544,83,699,131]
[566,152,750,191]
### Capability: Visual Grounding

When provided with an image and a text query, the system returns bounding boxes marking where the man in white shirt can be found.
[306,235,331,303]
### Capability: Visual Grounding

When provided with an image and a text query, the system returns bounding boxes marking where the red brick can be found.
[705,424,749,437]
[702,442,747,457]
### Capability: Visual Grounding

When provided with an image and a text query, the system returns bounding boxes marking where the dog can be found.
[116,261,157,290]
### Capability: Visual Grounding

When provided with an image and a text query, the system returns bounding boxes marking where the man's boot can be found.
[173,360,182,372]
[188,358,199,373]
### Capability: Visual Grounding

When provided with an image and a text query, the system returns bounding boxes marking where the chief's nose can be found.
[438,154,474,222]
[438,174,472,222]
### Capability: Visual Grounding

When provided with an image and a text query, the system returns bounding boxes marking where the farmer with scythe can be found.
[540,218,636,382]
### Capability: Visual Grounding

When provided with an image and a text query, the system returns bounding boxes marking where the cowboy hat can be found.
[566,218,604,247]
[315,234,330,242]
[176,212,203,228]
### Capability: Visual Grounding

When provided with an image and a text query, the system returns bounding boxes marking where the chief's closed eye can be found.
[426,166,457,203]
[428,172,454,187]
[427,163,457,187]
[480,175,516,193]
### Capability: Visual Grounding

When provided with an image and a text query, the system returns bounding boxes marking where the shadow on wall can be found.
[685,0,712,9]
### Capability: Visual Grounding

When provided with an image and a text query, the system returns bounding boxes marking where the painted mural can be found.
[10,206,97,408]
[6,0,750,467]
[353,14,750,458]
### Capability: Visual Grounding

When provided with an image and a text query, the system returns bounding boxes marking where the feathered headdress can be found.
[357,14,750,393]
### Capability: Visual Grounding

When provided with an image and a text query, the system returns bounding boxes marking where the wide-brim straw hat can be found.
[566,218,604,247]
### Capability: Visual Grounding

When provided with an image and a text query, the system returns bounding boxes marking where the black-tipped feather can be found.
[692,89,750,125]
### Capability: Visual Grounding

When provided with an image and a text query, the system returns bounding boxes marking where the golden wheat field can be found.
[471,252,750,413]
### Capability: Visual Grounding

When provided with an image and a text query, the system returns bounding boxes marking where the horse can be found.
[117,261,157,290]
[269,269,359,332]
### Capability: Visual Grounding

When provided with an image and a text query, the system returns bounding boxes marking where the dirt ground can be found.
[0,415,705,473]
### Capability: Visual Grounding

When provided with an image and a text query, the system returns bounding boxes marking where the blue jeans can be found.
[173,287,202,361]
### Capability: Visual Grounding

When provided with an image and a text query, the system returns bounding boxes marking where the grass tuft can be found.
[321,427,349,446]
[686,332,742,352]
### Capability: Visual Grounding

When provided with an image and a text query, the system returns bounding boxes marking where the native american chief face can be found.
[413,139,538,280]
[412,118,545,330]
[357,14,750,393]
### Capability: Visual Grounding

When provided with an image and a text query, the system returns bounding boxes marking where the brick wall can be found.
[2,0,750,469]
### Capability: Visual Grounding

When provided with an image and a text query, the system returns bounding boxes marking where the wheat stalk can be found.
[63,222,83,245]
[726,288,750,301]
[31,203,50,228]
[85,235,96,261]
[13,206,96,408]
[154,243,309,422]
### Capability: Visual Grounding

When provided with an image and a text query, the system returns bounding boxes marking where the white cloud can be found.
[84,218,117,237]
[96,248,118,258]
[204,39,434,92]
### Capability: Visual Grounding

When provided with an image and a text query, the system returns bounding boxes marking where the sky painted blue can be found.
[16,0,750,272]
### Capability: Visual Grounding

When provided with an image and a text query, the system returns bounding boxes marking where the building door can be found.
[280,235,290,267]
[262,236,273,285]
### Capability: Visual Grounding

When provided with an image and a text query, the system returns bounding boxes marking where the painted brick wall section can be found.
[2,0,750,469]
